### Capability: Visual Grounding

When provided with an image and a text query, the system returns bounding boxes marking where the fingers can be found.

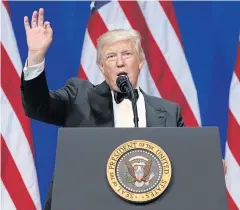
[44,21,52,33]
[43,21,50,29]
[24,16,30,32]
[31,10,38,28]
[44,21,53,37]
[29,8,44,28]
[38,8,44,27]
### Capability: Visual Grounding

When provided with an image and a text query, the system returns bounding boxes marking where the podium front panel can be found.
[51,127,227,210]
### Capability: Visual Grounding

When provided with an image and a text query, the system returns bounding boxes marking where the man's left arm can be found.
[176,105,185,127]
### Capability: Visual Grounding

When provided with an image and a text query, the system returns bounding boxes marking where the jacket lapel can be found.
[87,83,167,128]
[141,90,167,127]
[87,81,114,127]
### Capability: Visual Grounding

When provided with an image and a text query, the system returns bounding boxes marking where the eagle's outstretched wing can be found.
[143,159,152,178]
[125,161,136,178]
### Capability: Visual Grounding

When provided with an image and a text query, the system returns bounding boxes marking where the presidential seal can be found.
[106,140,171,203]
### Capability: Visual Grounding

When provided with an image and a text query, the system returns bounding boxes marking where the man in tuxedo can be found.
[21,8,184,210]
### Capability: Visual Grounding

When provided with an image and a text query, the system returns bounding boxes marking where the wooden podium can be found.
[51,127,227,210]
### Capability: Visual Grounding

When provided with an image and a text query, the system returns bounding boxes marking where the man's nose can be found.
[116,55,124,67]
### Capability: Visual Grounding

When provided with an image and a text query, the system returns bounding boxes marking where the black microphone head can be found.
[116,73,128,93]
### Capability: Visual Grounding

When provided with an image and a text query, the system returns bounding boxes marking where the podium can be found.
[51,127,228,210]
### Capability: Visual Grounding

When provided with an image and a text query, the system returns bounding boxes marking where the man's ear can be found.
[98,61,105,75]
[138,59,144,70]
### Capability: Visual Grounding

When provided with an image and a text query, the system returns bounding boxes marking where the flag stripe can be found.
[1,87,41,210]
[79,30,104,84]
[98,2,132,30]
[235,43,240,80]
[1,180,17,210]
[159,1,183,46]
[2,1,9,13]
[137,0,200,125]
[229,73,240,125]
[1,2,41,209]
[119,1,198,126]
[80,11,108,83]
[77,64,88,80]
[225,38,240,210]
[1,136,36,210]
[225,143,240,209]
[137,62,161,97]
[1,45,33,152]
[227,111,240,166]
[227,190,239,210]
[1,2,22,77]
[88,11,108,47]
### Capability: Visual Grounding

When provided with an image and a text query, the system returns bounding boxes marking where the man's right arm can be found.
[23,58,45,81]
[21,8,77,126]
[21,59,78,126]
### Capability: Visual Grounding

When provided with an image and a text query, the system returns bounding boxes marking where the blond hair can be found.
[96,29,145,64]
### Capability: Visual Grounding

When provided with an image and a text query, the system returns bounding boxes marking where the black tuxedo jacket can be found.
[21,71,184,128]
[20,71,184,209]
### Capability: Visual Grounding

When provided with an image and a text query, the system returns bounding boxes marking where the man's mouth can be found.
[117,72,127,76]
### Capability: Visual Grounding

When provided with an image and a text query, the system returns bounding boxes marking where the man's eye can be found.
[123,52,132,56]
[107,55,115,59]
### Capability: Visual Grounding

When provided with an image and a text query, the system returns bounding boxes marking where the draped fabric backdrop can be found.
[1,1,240,209]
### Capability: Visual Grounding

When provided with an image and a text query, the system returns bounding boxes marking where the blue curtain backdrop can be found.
[8,1,240,206]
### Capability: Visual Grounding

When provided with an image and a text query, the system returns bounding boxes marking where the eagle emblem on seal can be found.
[124,155,155,187]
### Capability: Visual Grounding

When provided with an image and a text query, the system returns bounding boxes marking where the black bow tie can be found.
[114,89,139,104]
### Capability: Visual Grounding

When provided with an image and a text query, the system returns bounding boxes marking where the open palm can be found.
[24,8,52,63]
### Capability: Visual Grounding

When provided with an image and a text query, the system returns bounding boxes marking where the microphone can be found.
[116,73,139,127]
[116,73,130,94]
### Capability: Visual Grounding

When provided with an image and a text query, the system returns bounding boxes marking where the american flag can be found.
[1,1,41,210]
[1,1,239,210]
[225,39,240,209]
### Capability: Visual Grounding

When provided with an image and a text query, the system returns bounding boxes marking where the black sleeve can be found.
[176,105,185,127]
[20,70,78,126]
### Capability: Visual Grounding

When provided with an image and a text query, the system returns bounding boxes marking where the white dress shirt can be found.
[111,88,146,127]
[23,60,147,127]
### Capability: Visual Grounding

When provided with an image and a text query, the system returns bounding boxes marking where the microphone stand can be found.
[125,77,139,128]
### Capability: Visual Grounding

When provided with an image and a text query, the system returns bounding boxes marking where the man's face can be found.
[98,39,144,92]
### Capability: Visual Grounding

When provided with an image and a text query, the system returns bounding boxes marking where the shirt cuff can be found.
[23,59,45,81]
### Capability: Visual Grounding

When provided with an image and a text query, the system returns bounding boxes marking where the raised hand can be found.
[24,8,53,66]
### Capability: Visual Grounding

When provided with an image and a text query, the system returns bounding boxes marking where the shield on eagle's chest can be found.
[135,165,144,181]
[129,156,149,182]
